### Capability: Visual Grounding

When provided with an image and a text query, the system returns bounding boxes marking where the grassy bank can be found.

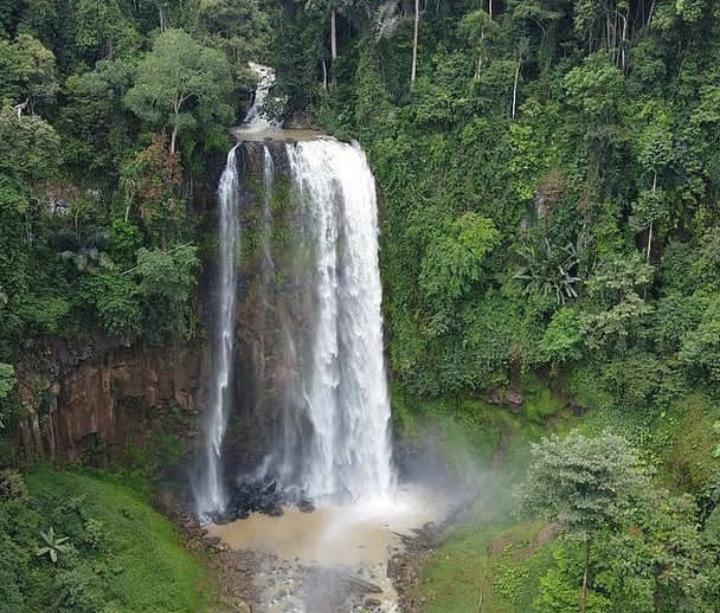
[412,521,554,613]
[2,467,210,612]
[392,378,573,611]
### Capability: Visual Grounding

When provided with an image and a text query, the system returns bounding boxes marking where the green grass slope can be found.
[18,468,210,612]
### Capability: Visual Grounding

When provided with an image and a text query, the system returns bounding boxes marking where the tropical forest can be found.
[1,0,720,611]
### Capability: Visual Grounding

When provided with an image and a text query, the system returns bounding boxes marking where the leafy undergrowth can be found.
[413,521,554,613]
[569,371,720,493]
[393,374,576,503]
[16,467,211,612]
[398,378,720,613]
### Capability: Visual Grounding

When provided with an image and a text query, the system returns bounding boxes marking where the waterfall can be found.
[195,136,395,518]
[260,146,275,273]
[287,139,395,500]
[196,146,241,520]
[257,146,274,386]
[242,63,276,132]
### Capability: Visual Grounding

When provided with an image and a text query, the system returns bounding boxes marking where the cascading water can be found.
[257,146,275,386]
[197,69,440,613]
[286,140,395,501]
[242,62,277,132]
[196,146,241,519]
[195,64,394,519]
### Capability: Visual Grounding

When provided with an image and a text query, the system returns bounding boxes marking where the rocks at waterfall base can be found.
[212,477,315,523]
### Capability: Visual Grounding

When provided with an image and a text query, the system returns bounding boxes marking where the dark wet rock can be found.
[225,477,286,519]
[387,554,404,580]
[297,496,315,513]
[284,110,313,130]
[488,387,524,410]
[365,596,382,607]
[506,389,523,407]
[219,477,316,520]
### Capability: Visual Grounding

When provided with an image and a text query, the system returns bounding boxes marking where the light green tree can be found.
[0,34,57,113]
[419,212,500,308]
[630,102,674,262]
[539,307,584,365]
[0,103,60,184]
[517,431,649,613]
[0,362,15,430]
[124,29,233,153]
[459,9,498,79]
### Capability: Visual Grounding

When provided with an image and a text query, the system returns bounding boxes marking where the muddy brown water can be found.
[206,488,445,611]
[207,488,443,567]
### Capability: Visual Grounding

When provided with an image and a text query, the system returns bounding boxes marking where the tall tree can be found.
[459,9,496,80]
[304,0,364,84]
[60,58,134,178]
[0,34,57,113]
[124,29,233,153]
[517,431,650,613]
[630,102,673,262]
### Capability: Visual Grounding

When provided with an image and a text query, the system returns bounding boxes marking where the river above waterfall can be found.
[231,126,324,141]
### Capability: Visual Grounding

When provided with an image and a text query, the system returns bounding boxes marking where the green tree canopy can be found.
[0,103,60,184]
[124,28,234,153]
[518,431,650,612]
[0,33,57,112]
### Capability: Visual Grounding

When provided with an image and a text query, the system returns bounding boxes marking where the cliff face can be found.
[12,150,233,466]
[14,140,310,473]
[16,338,203,463]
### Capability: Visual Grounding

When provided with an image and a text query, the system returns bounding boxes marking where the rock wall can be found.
[12,146,236,466]
[216,140,316,480]
[17,338,203,463]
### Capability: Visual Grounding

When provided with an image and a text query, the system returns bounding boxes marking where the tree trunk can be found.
[159,4,166,32]
[322,59,328,90]
[581,537,591,613]
[14,98,28,117]
[647,0,656,28]
[170,98,181,154]
[647,170,657,263]
[475,30,485,80]
[170,123,178,154]
[411,0,420,89]
[330,8,337,61]
[620,11,628,71]
[488,0,493,20]
[511,54,521,119]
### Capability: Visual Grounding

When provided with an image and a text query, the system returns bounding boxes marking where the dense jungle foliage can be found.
[1,0,720,611]
[0,1,270,609]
